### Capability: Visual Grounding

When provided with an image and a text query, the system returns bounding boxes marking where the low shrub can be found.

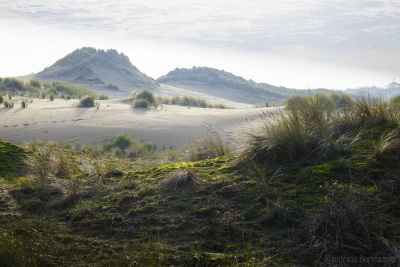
[98,94,109,100]
[133,99,150,108]
[135,90,155,104]
[78,96,95,107]
[113,133,134,150]
[30,79,41,88]
[3,101,14,108]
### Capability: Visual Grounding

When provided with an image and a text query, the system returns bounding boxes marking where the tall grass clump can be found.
[24,141,79,179]
[389,94,400,123]
[187,132,230,161]
[242,110,308,163]
[241,93,357,165]
[163,166,196,189]
[353,95,390,125]
[0,95,3,104]
[240,92,400,165]
[372,127,400,161]
[285,93,335,135]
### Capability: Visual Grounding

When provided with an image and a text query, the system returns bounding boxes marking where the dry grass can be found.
[239,93,400,165]
[305,183,400,261]
[163,166,196,189]
[187,133,231,161]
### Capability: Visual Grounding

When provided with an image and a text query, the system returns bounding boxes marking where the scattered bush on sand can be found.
[78,96,95,107]
[133,99,150,108]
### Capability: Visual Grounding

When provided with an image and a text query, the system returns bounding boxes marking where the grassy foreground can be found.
[1,93,400,266]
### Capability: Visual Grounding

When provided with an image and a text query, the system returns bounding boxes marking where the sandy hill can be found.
[35,47,158,98]
[156,67,334,105]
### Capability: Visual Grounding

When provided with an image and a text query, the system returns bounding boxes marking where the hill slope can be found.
[35,47,158,98]
[157,67,333,105]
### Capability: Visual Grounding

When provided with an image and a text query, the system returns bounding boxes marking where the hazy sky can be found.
[1,0,399,89]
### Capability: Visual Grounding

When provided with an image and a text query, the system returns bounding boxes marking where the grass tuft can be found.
[163,166,196,189]
[187,133,231,161]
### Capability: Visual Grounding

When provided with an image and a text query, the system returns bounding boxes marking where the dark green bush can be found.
[99,94,109,100]
[78,96,95,107]
[113,133,134,150]
[133,99,150,108]
[30,79,41,88]
[135,90,155,104]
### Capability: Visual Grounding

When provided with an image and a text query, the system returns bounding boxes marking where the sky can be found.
[0,0,399,89]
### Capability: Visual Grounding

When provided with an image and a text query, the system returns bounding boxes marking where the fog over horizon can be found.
[0,0,399,89]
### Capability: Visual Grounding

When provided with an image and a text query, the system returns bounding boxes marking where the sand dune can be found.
[0,98,279,152]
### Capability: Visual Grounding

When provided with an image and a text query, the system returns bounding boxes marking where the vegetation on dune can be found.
[131,89,155,108]
[157,95,230,109]
[1,92,400,266]
[51,81,97,99]
[0,78,41,98]
[157,67,287,100]
[0,78,104,101]
[131,89,229,109]
[157,67,337,104]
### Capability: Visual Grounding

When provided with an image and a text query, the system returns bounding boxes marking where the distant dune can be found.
[34,47,158,98]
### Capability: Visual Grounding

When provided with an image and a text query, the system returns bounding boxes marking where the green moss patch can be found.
[0,140,28,176]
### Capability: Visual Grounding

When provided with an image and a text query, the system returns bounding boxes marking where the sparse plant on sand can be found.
[3,100,14,108]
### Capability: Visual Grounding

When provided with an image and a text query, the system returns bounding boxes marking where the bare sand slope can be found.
[0,99,279,151]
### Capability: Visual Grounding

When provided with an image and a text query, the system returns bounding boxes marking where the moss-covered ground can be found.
[0,125,400,266]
